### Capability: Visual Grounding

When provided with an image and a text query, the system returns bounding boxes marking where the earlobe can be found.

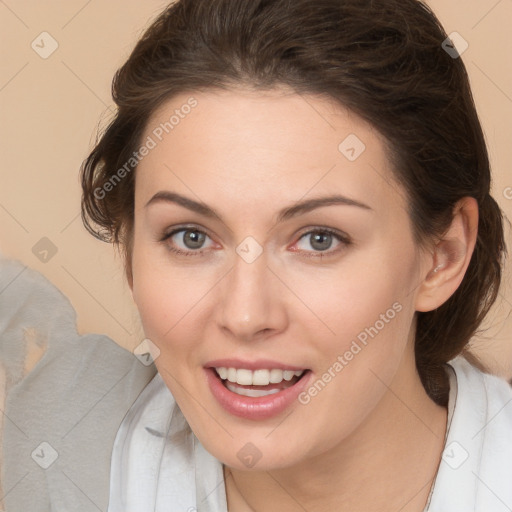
[415,197,479,312]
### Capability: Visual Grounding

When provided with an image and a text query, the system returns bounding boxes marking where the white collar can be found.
[107,372,227,511]
[108,356,512,511]
[425,356,512,511]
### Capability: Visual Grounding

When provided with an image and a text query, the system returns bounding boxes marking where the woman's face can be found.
[130,87,432,470]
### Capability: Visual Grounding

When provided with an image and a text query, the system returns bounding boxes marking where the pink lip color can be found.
[204,367,312,420]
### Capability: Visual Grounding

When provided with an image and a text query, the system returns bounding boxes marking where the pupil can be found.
[184,230,205,249]
[311,233,332,251]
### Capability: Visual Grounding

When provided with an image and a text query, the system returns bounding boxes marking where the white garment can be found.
[108,356,512,512]
[426,358,512,511]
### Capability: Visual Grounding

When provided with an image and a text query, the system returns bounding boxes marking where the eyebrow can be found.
[145,191,373,223]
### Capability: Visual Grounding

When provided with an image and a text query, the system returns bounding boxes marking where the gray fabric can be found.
[0,255,157,511]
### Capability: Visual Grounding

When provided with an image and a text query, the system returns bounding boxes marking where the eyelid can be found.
[159,224,212,243]
[289,227,351,257]
[294,226,351,243]
[159,225,217,256]
[159,224,352,257]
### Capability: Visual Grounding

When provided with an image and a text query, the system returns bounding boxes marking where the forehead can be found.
[135,88,405,218]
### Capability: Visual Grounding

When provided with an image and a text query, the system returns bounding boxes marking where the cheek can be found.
[289,286,414,454]
[286,248,417,415]
[131,242,224,372]
[285,249,415,354]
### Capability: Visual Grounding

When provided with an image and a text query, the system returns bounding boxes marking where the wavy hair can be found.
[81,0,507,405]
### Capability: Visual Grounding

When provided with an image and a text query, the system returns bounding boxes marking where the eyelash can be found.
[159,226,351,259]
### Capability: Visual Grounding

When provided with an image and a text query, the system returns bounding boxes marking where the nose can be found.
[216,249,288,342]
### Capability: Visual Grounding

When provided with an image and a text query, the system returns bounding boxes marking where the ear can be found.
[415,197,479,312]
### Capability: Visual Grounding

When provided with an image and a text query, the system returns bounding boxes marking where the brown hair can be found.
[81,0,507,405]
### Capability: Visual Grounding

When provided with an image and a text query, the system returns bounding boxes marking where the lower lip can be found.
[205,368,312,420]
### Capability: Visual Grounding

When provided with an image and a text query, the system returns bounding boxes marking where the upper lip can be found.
[205,358,308,371]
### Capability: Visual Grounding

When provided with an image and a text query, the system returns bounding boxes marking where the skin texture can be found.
[128,87,478,511]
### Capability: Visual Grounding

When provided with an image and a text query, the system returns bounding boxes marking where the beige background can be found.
[1,0,511,376]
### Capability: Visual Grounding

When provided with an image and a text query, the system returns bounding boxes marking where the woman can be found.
[12,0,511,510]
[81,0,512,510]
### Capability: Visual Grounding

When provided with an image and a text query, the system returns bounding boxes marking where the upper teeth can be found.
[215,367,305,386]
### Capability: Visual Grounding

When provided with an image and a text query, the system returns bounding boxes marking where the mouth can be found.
[214,367,307,397]
[204,362,312,420]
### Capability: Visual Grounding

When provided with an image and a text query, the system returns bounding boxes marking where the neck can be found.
[224,349,448,512]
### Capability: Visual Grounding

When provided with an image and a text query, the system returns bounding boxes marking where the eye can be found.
[292,228,350,257]
[160,226,215,256]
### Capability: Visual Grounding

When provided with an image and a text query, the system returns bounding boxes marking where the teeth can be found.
[253,369,270,386]
[236,369,253,385]
[227,368,237,382]
[216,367,228,380]
[215,367,305,385]
[283,370,295,381]
[269,369,283,384]
[226,382,281,397]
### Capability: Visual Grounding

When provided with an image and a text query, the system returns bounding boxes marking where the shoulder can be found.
[0,254,157,404]
[448,355,512,431]
[427,356,512,511]
[0,255,157,511]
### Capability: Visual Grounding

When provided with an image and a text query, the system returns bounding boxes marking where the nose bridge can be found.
[217,246,286,340]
